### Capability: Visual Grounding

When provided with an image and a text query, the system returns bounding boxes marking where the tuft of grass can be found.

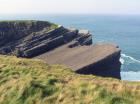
[0,55,140,104]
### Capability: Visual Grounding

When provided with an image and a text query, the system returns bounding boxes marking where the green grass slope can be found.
[0,55,140,104]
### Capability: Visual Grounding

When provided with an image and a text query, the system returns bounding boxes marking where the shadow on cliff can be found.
[76,52,121,79]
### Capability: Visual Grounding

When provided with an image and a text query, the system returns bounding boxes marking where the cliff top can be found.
[0,20,52,23]
[0,20,58,29]
[0,55,140,104]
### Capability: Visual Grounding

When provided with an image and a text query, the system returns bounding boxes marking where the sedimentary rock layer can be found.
[0,21,92,57]
[36,43,121,79]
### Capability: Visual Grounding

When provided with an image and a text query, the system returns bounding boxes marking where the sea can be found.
[1,14,140,81]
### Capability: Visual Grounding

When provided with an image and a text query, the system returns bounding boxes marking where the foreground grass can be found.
[0,55,140,104]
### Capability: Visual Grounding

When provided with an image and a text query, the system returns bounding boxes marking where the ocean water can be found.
[1,15,140,81]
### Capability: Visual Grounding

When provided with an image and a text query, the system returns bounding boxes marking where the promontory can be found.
[0,20,121,79]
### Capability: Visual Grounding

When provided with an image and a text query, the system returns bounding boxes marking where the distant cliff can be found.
[0,20,121,79]
[0,20,58,57]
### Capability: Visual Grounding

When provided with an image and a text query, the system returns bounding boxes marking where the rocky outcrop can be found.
[36,43,121,79]
[0,21,92,57]
[0,20,121,79]
[0,20,57,55]
[0,21,53,46]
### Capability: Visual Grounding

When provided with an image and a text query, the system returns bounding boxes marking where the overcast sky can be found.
[0,0,140,15]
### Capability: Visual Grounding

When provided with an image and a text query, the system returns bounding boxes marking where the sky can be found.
[0,0,140,15]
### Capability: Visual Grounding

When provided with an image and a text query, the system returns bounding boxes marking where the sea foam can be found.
[120,53,140,64]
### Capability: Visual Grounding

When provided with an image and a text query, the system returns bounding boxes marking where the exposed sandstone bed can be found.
[0,20,121,79]
[36,43,121,79]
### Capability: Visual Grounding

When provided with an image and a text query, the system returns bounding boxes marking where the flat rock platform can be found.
[36,42,120,71]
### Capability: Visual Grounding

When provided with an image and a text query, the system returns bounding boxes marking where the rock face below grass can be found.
[0,20,121,79]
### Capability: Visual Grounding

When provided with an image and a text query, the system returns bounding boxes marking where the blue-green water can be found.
[1,15,140,81]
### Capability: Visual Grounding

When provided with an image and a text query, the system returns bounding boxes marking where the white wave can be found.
[119,57,125,64]
[120,53,140,81]
[121,53,140,64]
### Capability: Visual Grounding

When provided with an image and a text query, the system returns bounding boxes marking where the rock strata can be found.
[0,20,121,79]
[0,21,92,57]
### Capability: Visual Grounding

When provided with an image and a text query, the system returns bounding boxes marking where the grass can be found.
[0,55,140,104]
[0,20,58,30]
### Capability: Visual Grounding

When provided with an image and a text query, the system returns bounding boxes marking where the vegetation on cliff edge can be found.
[0,55,140,104]
[0,20,58,31]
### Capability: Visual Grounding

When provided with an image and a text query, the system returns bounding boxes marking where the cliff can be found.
[0,55,139,104]
[0,20,120,79]
[0,20,59,56]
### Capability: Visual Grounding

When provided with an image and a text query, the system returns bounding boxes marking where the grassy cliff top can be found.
[0,20,58,29]
[0,20,41,22]
[0,55,140,104]
[0,20,50,25]
[0,20,52,23]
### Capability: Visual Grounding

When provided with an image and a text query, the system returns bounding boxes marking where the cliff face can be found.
[0,21,58,56]
[0,20,121,79]
[76,44,121,79]
[0,21,53,47]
